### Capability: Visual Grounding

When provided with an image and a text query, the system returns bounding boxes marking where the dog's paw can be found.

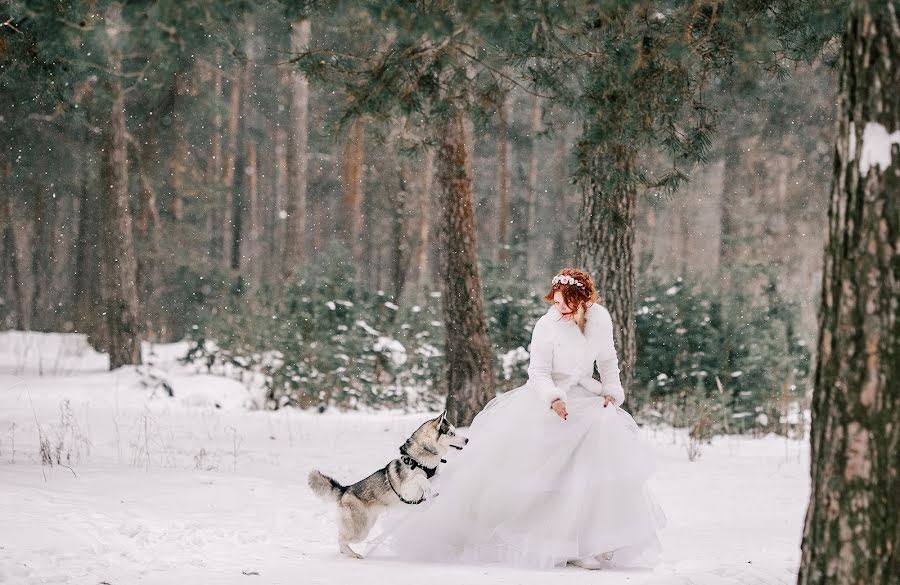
[340,543,364,559]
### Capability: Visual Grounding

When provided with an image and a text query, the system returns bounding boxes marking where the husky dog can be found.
[308,410,468,558]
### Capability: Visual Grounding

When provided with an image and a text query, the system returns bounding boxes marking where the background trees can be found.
[0,1,841,432]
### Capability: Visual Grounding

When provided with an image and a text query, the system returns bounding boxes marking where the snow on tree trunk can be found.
[284,18,310,279]
[576,145,637,403]
[797,2,899,584]
[436,109,495,426]
[101,4,141,369]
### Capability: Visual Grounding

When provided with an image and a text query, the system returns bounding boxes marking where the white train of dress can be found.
[366,304,666,569]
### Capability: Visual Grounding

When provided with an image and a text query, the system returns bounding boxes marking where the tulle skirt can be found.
[366,384,667,569]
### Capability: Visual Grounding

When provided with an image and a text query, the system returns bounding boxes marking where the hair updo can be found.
[544,268,598,332]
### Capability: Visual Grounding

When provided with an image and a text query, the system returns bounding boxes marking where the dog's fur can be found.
[308,411,467,558]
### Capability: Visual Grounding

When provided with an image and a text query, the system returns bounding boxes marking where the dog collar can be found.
[399,447,438,479]
[387,461,426,505]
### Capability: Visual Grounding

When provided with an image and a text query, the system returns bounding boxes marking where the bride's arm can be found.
[527,317,567,407]
[579,306,626,407]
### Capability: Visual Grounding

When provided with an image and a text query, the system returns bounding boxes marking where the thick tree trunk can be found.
[797,2,899,584]
[101,5,142,369]
[436,110,496,426]
[342,119,366,266]
[575,144,637,403]
[496,96,510,268]
[284,18,310,279]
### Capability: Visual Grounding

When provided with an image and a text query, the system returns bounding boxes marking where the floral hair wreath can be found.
[552,274,585,289]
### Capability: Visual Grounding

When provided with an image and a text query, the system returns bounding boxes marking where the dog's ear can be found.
[433,409,447,427]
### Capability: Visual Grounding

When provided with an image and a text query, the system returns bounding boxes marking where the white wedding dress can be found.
[367,303,666,569]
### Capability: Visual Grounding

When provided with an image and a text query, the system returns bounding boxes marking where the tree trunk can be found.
[414,147,435,297]
[0,198,30,331]
[135,144,163,340]
[168,71,190,222]
[575,144,637,404]
[525,95,542,281]
[29,186,57,330]
[73,156,105,349]
[284,18,311,279]
[207,50,224,260]
[101,4,142,369]
[342,119,366,266]
[436,110,496,426]
[797,2,899,584]
[242,139,260,285]
[222,68,241,269]
[496,95,511,268]
[719,132,743,283]
[389,153,412,304]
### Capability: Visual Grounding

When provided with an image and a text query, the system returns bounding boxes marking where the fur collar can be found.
[545,303,606,340]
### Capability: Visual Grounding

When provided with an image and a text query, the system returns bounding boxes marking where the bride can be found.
[368,267,666,570]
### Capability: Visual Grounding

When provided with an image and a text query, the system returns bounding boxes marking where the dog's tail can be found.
[308,470,346,502]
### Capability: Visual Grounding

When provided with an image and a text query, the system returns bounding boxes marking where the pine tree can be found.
[798,1,899,582]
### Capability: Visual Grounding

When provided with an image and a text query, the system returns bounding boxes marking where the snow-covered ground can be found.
[0,331,810,584]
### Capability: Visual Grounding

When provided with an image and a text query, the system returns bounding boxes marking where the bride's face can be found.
[553,291,575,319]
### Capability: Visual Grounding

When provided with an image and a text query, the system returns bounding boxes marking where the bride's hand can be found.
[551,399,568,420]
[602,395,615,408]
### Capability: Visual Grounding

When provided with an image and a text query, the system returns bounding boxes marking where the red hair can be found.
[543,267,598,308]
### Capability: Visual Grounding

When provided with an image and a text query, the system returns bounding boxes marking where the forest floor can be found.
[0,330,809,585]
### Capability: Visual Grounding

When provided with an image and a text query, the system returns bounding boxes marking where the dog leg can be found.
[339,541,363,559]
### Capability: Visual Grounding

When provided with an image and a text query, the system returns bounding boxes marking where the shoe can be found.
[568,556,606,570]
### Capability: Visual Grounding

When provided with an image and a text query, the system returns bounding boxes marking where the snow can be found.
[858,121,900,174]
[0,331,810,584]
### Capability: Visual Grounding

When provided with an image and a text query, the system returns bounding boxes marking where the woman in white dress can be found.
[369,268,666,570]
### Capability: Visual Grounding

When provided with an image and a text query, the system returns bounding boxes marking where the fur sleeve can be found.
[527,316,567,406]
[589,305,626,407]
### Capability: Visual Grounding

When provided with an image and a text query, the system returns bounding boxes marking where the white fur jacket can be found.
[526,303,626,407]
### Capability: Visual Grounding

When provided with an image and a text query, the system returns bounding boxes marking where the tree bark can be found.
[284,18,310,279]
[436,110,496,426]
[797,2,899,584]
[575,144,637,404]
[101,4,142,369]
[29,186,57,330]
[341,119,366,266]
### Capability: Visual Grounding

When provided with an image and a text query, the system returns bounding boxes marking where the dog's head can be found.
[430,410,468,453]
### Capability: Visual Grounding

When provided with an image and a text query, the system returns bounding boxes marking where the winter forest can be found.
[0,1,896,584]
